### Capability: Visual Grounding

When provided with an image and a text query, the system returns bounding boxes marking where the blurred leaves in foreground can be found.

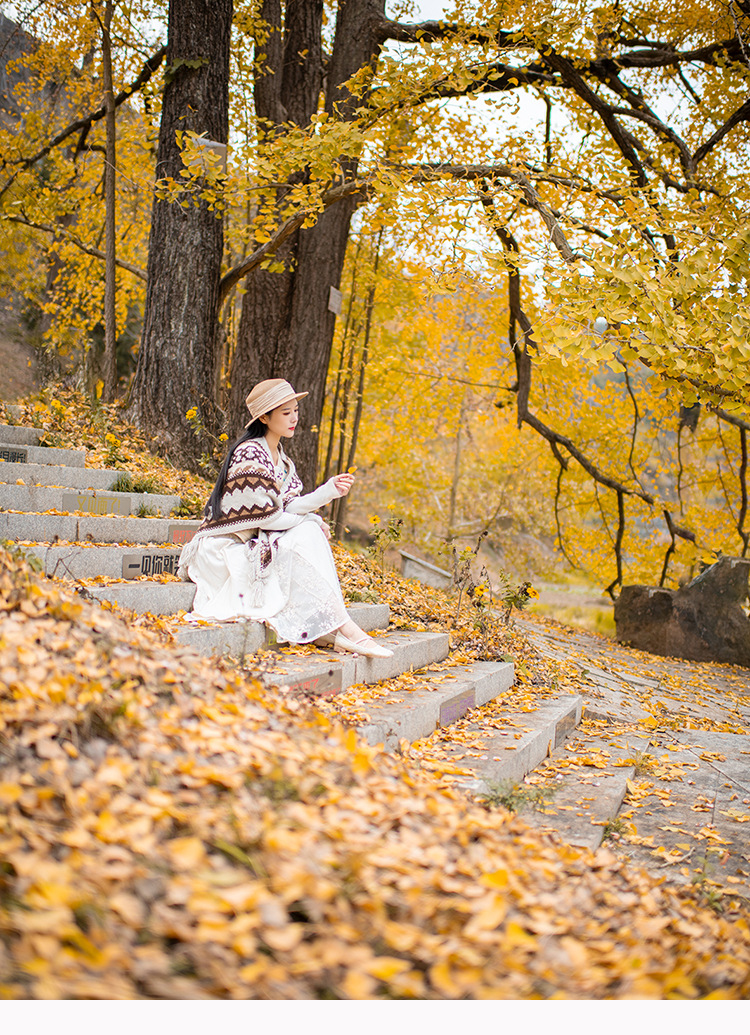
[1,545,749,999]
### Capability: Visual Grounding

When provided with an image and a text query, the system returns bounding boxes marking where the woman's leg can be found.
[337,618,367,641]
[318,618,393,658]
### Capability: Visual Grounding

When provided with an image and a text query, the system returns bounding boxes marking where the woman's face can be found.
[262,400,299,439]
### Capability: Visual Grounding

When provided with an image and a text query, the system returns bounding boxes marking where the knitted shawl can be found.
[177,437,305,586]
[197,437,303,539]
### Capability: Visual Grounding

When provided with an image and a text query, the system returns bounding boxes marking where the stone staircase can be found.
[13,421,723,870]
[0,423,519,752]
[13,422,709,864]
[505,618,750,889]
[5,422,747,887]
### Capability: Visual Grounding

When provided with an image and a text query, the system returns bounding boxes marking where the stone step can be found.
[87,576,391,626]
[89,580,195,612]
[260,630,450,697]
[0,513,199,546]
[447,695,584,794]
[0,442,86,467]
[518,732,652,851]
[0,484,181,517]
[0,424,42,445]
[175,603,391,657]
[358,660,515,750]
[0,462,129,490]
[25,543,184,581]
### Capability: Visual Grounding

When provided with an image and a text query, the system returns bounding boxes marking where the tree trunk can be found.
[101,0,117,402]
[332,229,380,538]
[227,0,385,489]
[127,0,232,463]
[448,390,468,539]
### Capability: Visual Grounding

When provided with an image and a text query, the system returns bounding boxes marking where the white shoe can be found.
[315,630,393,658]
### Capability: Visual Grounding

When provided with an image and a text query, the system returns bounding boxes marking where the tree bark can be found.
[101,0,117,402]
[227,0,385,488]
[128,0,232,463]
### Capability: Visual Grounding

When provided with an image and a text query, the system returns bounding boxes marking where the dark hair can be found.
[203,416,267,521]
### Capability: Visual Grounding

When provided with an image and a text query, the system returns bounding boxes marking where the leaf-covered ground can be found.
[2,546,750,1000]
[2,388,750,998]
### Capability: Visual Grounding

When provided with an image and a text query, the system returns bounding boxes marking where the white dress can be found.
[180,440,349,644]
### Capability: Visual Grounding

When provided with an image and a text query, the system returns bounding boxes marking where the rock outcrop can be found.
[614,556,750,666]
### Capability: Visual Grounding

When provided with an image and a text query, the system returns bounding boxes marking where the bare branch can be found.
[379,18,745,73]
[553,459,579,570]
[504,172,580,262]
[4,213,147,280]
[403,61,556,106]
[660,517,676,586]
[739,426,750,556]
[378,18,529,48]
[710,404,750,432]
[676,66,702,104]
[540,48,648,187]
[594,65,695,182]
[540,205,609,240]
[522,408,655,504]
[604,491,626,599]
[659,507,698,587]
[600,37,745,70]
[486,217,534,424]
[550,440,569,470]
[693,95,750,164]
[623,364,646,490]
[406,162,626,203]
[663,507,696,544]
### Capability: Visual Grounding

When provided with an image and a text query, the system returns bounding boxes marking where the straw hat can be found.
[245,379,308,426]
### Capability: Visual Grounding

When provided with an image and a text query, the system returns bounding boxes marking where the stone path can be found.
[509,616,750,900]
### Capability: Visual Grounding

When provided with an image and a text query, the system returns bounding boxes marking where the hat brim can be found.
[245,390,309,427]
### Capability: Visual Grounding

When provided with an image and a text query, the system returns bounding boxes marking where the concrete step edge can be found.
[0,484,182,518]
[0,442,86,467]
[453,695,584,793]
[0,425,42,446]
[524,768,633,853]
[25,544,185,581]
[84,580,390,626]
[357,660,515,750]
[171,603,391,650]
[260,630,450,695]
[163,628,447,695]
[0,513,199,546]
[0,462,129,490]
[518,733,652,851]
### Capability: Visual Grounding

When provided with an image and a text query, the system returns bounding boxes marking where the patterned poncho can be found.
[197,438,303,538]
[178,438,304,582]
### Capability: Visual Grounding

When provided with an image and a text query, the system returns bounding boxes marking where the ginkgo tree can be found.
[323,226,750,595]
[5,0,750,591]
[0,0,162,387]
[132,0,750,489]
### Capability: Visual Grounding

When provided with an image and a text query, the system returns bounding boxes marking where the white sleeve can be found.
[286,477,342,515]
[257,511,308,531]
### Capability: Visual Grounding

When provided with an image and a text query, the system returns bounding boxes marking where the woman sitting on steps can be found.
[178,378,393,659]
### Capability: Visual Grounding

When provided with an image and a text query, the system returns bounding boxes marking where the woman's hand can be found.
[333,472,355,497]
[322,522,332,540]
